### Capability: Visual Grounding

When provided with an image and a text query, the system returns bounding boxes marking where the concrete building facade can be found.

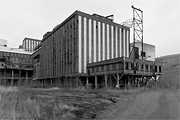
[0,46,33,86]
[32,11,130,87]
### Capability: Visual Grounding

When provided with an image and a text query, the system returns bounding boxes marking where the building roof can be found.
[0,46,32,54]
[23,37,41,42]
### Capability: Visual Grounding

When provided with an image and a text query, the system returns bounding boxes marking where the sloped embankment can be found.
[157,54,180,88]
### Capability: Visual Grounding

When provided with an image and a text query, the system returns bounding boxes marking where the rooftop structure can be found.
[21,38,41,52]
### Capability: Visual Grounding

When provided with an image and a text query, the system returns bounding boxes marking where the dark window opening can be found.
[141,64,144,70]
[145,64,149,72]
[159,66,162,73]
[125,62,129,70]
[155,66,157,72]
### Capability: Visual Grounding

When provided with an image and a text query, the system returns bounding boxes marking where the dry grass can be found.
[0,86,143,120]
[0,87,139,120]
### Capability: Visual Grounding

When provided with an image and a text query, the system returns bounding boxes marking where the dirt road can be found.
[97,89,180,120]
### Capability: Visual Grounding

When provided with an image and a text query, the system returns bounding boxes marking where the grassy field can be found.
[0,86,141,120]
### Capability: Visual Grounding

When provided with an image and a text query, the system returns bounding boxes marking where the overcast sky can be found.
[0,0,179,57]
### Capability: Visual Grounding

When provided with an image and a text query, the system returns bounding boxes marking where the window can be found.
[145,64,149,72]
[150,65,153,72]
[125,62,129,70]
[130,63,133,70]
[136,63,139,70]
[159,66,162,73]
[155,66,157,72]
[141,64,144,70]
[101,66,104,71]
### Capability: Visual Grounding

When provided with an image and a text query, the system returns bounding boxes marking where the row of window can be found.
[0,52,32,64]
[88,62,162,73]
[125,62,161,73]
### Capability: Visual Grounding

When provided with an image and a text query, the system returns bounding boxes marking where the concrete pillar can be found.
[19,70,21,86]
[3,69,5,86]
[25,71,28,86]
[11,70,14,86]
[105,75,108,88]
[86,77,89,88]
[116,74,120,88]
[76,77,79,88]
[95,76,98,89]
[42,80,44,88]
[51,79,53,87]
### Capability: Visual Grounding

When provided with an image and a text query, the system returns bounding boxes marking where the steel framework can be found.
[132,5,144,60]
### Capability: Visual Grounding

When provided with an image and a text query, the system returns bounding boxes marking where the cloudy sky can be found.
[0,0,179,57]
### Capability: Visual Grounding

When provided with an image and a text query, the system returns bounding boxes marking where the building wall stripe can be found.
[100,22,103,61]
[91,19,94,63]
[111,25,114,59]
[107,24,110,59]
[78,16,82,73]
[84,17,87,73]
[121,28,124,57]
[86,18,89,65]
[117,28,120,57]
[113,27,116,58]
[115,27,118,58]
[104,23,107,60]
[109,25,111,59]
[88,19,92,63]
[98,21,101,61]
[127,30,130,57]
[123,29,126,57]
[119,28,122,57]
[93,20,97,62]
[125,29,128,57]
[81,16,84,73]
[102,23,105,60]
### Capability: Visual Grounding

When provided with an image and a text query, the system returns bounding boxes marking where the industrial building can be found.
[0,45,33,86]
[20,38,41,52]
[32,10,130,87]
[130,42,155,61]
[32,10,162,88]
